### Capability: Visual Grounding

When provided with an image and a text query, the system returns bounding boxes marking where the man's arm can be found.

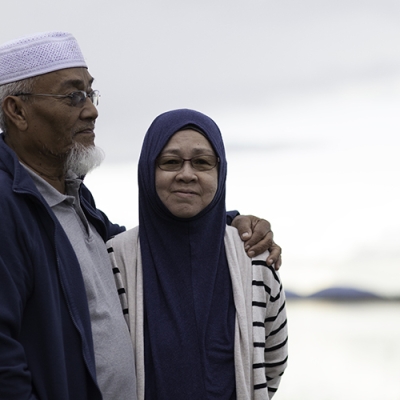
[0,244,38,399]
[231,214,282,270]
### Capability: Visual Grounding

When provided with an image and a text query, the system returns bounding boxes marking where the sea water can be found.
[274,300,400,400]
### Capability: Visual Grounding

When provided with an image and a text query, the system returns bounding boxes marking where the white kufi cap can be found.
[0,31,87,85]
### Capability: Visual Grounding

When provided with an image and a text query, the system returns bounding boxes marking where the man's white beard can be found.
[65,143,105,177]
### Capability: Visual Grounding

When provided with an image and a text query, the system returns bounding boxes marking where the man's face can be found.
[23,67,98,163]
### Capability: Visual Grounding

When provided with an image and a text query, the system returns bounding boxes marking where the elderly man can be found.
[0,32,281,399]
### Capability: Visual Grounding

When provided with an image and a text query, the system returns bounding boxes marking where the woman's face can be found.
[155,129,218,218]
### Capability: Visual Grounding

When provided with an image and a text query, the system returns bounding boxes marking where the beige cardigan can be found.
[107,226,288,400]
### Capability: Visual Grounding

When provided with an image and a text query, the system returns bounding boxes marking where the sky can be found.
[2,0,400,295]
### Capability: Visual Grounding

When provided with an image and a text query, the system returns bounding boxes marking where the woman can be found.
[107,109,288,399]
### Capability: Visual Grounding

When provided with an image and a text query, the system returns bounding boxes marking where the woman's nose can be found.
[176,161,197,181]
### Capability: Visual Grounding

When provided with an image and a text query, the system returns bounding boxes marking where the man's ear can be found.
[2,96,29,131]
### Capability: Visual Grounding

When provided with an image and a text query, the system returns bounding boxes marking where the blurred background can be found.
[3,0,400,398]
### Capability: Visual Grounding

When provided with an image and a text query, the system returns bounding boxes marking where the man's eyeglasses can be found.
[157,155,219,171]
[15,90,100,107]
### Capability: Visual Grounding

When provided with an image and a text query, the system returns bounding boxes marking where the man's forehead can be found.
[35,67,94,90]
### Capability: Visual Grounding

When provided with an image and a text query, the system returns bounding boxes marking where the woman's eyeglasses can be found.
[157,155,219,171]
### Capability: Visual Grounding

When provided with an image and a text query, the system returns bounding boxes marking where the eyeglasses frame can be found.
[14,90,100,107]
[156,155,220,172]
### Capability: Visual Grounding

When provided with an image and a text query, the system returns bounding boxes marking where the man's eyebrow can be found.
[60,77,95,89]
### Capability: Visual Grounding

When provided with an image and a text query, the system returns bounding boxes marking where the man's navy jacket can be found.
[0,134,124,399]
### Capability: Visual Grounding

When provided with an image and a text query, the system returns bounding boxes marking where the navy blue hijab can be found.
[138,109,236,399]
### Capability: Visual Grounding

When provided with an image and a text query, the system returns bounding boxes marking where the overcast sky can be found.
[3,0,400,294]
[3,0,400,159]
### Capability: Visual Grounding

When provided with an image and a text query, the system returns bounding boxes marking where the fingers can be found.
[266,241,282,270]
[231,214,283,270]
[245,229,272,258]
[243,218,271,251]
[231,214,271,242]
[247,238,282,270]
[230,214,252,240]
